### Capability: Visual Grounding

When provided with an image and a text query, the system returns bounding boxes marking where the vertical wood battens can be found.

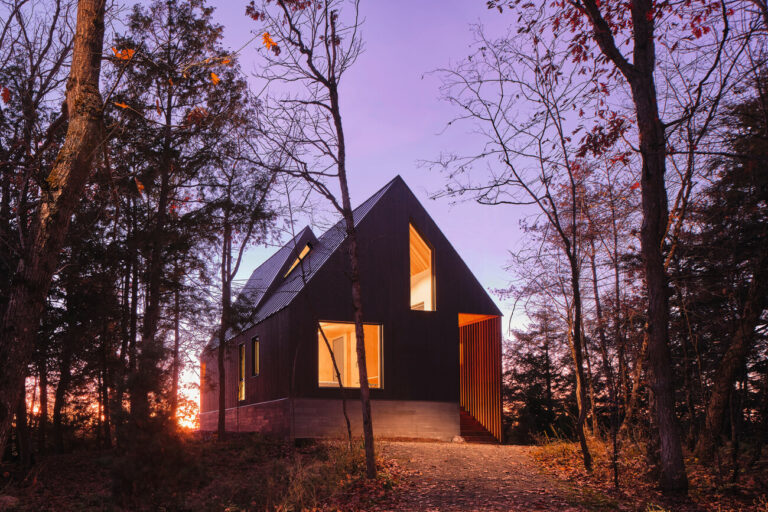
[459,316,502,442]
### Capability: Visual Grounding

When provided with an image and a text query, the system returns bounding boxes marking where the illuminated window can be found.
[410,223,435,311]
[284,243,312,277]
[251,337,259,376]
[318,322,382,388]
[237,344,245,401]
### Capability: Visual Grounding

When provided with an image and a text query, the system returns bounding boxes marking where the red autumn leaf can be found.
[630,182,640,190]
[1,86,9,104]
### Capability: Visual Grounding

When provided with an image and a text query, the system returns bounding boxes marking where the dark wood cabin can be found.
[199,176,503,442]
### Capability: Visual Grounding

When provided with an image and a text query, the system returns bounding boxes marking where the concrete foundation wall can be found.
[293,399,459,441]
[199,398,459,441]
[199,398,290,435]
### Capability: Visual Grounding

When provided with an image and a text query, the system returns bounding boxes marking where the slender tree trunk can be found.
[590,241,619,486]
[217,217,232,438]
[132,108,172,423]
[0,0,106,459]
[329,78,375,477]
[115,224,132,441]
[567,254,593,471]
[37,354,48,455]
[100,323,111,448]
[622,330,647,434]
[583,333,599,437]
[15,397,32,468]
[543,330,553,425]
[53,344,72,453]
[170,284,181,421]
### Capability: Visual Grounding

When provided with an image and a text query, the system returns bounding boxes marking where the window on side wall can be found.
[317,322,382,389]
[251,337,259,377]
[238,343,245,401]
[410,223,435,311]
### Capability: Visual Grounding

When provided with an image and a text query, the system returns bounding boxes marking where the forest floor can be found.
[371,441,584,511]
[2,435,767,511]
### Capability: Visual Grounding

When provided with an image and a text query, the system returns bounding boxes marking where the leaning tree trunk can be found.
[0,0,106,458]
[696,249,768,460]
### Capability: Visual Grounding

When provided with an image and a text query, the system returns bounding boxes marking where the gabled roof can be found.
[223,175,402,342]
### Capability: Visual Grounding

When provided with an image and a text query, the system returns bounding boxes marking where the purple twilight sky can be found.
[211,0,528,329]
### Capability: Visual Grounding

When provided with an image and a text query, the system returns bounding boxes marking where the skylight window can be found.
[284,243,312,277]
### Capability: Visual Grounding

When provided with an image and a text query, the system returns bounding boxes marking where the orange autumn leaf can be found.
[262,32,277,50]
[114,102,129,109]
[111,47,135,60]
[221,58,231,65]
[210,72,220,85]
[135,177,145,194]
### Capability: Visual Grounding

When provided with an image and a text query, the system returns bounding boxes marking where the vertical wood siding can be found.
[460,316,502,441]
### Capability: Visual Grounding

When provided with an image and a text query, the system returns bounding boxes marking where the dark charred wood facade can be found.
[200,176,503,441]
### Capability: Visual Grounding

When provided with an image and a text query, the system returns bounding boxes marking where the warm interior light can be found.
[284,243,312,277]
[237,344,245,401]
[410,224,434,311]
[318,322,382,388]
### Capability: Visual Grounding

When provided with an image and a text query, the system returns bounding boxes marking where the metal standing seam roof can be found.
[220,175,402,344]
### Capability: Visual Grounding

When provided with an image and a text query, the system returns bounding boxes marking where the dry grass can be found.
[1,433,402,511]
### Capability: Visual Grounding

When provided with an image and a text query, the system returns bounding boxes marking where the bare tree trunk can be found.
[15,397,32,468]
[583,334,599,437]
[328,72,376,477]
[318,323,352,446]
[622,331,647,434]
[580,0,688,493]
[567,255,593,471]
[53,343,72,453]
[132,82,175,426]
[217,218,231,438]
[169,285,181,421]
[590,241,619,486]
[0,0,106,459]
[37,353,48,455]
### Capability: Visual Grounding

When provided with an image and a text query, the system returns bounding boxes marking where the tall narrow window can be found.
[237,344,245,401]
[410,223,435,311]
[318,322,382,388]
[251,337,260,376]
[284,243,312,277]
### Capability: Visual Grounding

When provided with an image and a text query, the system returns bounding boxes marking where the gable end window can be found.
[237,344,245,401]
[251,337,260,376]
[409,223,435,311]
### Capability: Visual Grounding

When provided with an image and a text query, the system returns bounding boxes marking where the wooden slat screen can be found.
[459,315,502,441]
